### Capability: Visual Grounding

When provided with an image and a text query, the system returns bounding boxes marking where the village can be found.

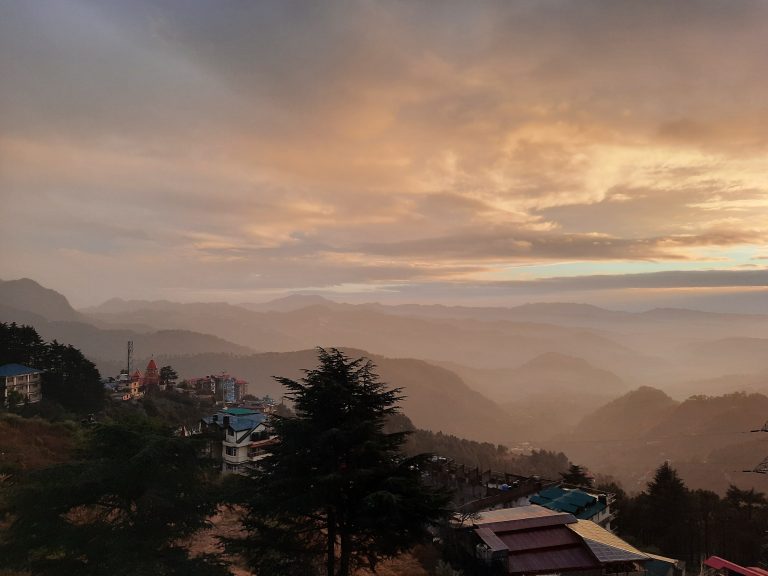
[0,351,751,576]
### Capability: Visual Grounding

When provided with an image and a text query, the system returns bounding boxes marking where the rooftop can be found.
[471,506,660,576]
[530,486,607,519]
[221,407,260,416]
[568,519,648,563]
[704,556,768,576]
[0,363,42,377]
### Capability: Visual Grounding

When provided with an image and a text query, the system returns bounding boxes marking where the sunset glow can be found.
[1,1,767,309]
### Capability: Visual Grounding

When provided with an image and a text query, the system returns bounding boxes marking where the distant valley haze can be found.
[2,277,768,494]
[1,1,768,497]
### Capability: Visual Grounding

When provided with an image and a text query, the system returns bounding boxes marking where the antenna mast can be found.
[127,340,133,375]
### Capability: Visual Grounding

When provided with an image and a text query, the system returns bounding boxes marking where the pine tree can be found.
[644,462,691,559]
[0,418,229,575]
[560,463,592,486]
[228,348,449,576]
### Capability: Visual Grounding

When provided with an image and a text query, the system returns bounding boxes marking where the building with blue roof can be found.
[199,408,275,474]
[0,363,43,406]
[530,486,615,531]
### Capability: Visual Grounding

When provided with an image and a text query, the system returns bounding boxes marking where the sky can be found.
[1,0,767,310]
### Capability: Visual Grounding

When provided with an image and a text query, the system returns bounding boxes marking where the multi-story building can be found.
[0,363,43,406]
[200,407,275,474]
[184,373,248,403]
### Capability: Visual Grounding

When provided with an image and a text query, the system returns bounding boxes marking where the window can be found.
[225,446,238,456]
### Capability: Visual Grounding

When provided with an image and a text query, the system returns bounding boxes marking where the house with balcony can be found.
[200,407,275,474]
[0,364,43,406]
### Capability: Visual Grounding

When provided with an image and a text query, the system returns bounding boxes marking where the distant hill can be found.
[547,390,768,495]
[445,352,627,403]
[0,278,83,322]
[0,300,252,365]
[569,386,678,441]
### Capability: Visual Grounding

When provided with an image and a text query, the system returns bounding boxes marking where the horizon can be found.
[3,275,768,317]
[1,1,767,311]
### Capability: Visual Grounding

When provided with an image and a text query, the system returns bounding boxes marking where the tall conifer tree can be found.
[229,348,449,576]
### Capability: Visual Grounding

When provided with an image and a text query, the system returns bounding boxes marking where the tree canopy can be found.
[560,463,593,487]
[228,348,449,576]
[616,462,768,566]
[0,417,228,576]
[159,365,179,387]
[0,322,104,413]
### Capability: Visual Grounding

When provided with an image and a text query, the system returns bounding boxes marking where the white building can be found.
[0,364,43,406]
[201,408,275,474]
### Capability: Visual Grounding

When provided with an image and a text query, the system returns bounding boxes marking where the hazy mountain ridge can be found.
[81,291,768,389]
[550,387,768,494]
[6,277,768,485]
[0,297,253,363]
[81,297,638,372]
[2,280,522,445]
[0,278,84,322]
[444,352,627,403]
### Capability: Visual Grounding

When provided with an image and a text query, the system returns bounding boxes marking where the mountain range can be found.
[3,277,768,494]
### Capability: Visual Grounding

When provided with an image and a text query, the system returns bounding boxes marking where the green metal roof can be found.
[531,487,607,520]
[222,407,260,416]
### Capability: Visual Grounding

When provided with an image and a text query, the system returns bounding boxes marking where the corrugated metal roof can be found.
[646,552,683,565]
[562,490,596,507]
[479,514,577,534]
[531,487,607,520]
[539,486,565,499]
[508,544,601,574]
[499,526,582,552]
[704,556,766,576]
[476,526,509,553]
[474,504,571,525]
[222,407,259,416]
[567,520,649,563]
[229,413,267,431]
[0,363,41,377]
[544,500,580,514]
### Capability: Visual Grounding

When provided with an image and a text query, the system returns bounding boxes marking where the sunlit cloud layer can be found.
[1,1,767,308]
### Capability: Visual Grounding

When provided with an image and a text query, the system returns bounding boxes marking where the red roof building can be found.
[465,505,673,576]
[703,556,768,576]
[143,358,159,388]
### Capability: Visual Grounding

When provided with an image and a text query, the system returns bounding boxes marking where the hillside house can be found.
[463,505,682,576]
[0,363,43,406]
[200,407,275,474]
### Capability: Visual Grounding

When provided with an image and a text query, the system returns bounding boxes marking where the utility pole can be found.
[127,340,133,375]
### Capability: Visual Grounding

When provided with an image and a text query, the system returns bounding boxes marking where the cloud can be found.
[1,0,768,305]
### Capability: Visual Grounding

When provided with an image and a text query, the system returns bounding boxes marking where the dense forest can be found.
[610,463,768,568]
